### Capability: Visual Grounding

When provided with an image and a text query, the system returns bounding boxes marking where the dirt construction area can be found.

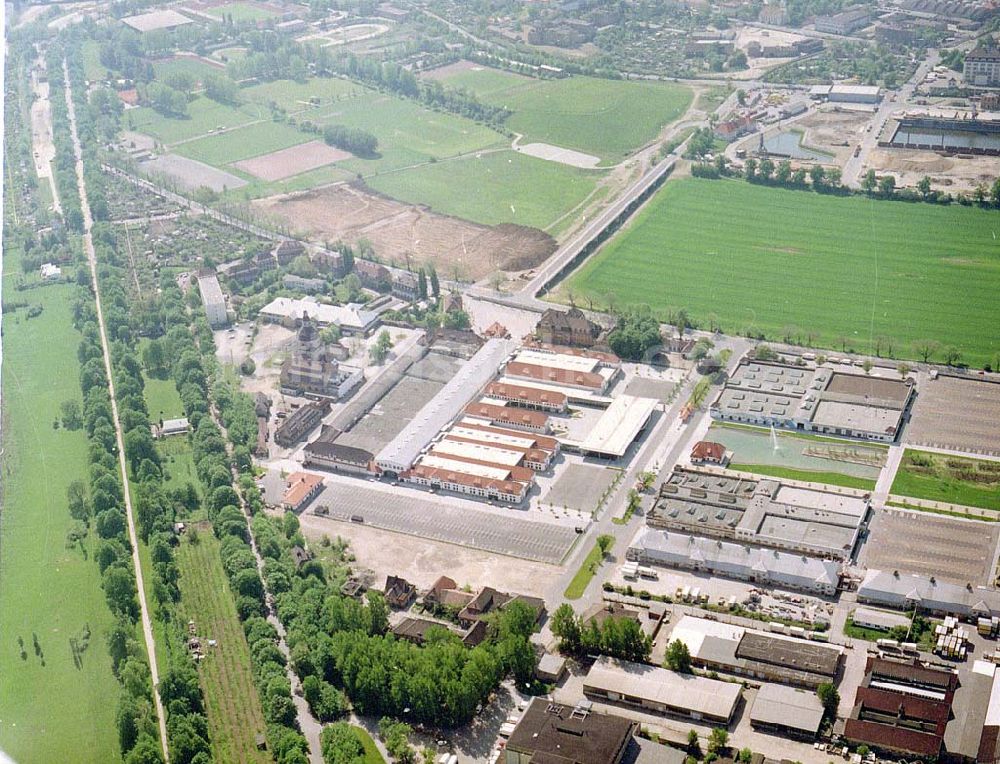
[254,183,556,280]
[869,147,1000,193]
[233,140,352,181]
[906,376,1000,456]
[860,507,1000,585]
[795,108,870,164]
[140,153,247,192]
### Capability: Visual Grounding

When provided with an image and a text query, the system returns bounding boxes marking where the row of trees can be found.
[322,124,379,158]
[550,603,652,662]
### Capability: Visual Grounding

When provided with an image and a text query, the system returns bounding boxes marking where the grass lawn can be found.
[242,76,365,114]
[351,726,386,763]
[143,373,186,422]
[450,74,692,162]
[153,57,226,87]
[123,96,265,145]
[728,463,876,490]
[158,438,205,506]
[367,150,601,229]
[429,65,532,97]
[81,39,106,81]
[564,178,1000,367]
[176,119,313,165]
[177,527,271,764]
[0,275,120,762]
[890,449,1000,511]
[316,91,506,175]
[564,541,610,600]
[207,1,278,22]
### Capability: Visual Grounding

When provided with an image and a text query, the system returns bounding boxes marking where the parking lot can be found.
[907,375,1000,456]
[309,481,580,564]
[542,463,620,513]
[860,507,1000,585]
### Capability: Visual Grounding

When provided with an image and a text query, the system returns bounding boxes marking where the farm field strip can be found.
[177,530,271,764]
[0,268,121,763]
[565,178,1000,366]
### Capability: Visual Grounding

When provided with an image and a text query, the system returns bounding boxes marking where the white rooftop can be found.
[773,485,869,518]
[584,656,741,720]
[197,272,225,304]
[579,394,658,457]
[513,348,601,374]
[449,425,535,450]
[259,296,377,331]
[419,454,512,481]
[122,9,194,32]
[431,439,524,467]
[750,682,824,734]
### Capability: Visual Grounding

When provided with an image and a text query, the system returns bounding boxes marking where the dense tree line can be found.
[607,311,662,361]
[322,124,379,157]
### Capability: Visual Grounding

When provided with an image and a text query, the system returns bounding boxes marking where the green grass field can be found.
[177,527,271,763]
[432,69,692,162]
[728,463,876,490]
[890,449,1000,511]
[124,96,265,145]
[565,178,1000,366]
[206,1,277,22]
[351,726,385,763]
[367,150,600,229]
[315,91,506,175]
[0,276,120,762]
[241,76,364,113]
[153,57,226,86]
[175,120,312,165]
[143,373,186,422]
[81,40,106,81]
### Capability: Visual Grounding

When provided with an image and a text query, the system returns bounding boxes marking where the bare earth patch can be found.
[419,59,486,80]
[140,153,247,192]
[253,183,556,280]
[232,140,351,181]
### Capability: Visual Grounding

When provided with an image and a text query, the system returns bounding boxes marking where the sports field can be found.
[0,271,120,762]
[152,56,225,86]
[206,1,277,22]
[367,149,600,229]
[177,528,270,763]
[565,178,1000,366]
[427,67,692,162]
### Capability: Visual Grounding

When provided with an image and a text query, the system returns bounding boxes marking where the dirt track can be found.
[253,183,556,280]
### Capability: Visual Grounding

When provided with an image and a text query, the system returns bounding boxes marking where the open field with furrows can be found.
[891,449,1000,511]
[563,178,1000,367]
[366,149,600,230]
[0,269,120,762]
[424,66,692,162]
[176,527,271,764]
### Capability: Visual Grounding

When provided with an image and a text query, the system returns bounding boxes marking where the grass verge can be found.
[728,462,876,491]
[890,449,1000,511]
[564,542,608,600]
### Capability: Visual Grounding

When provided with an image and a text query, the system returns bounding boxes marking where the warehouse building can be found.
[857,569,1000,618]
[464,401,550,433]
[749,683,825,739]
[197,272,227,328]
[483,381,567,413]
[574,395,659,460]
[711,359,913,442]
[828,84,882,104]
[374,339,515,475]
[583,657,742,724]
[504,698,636,764]
[669,615,844,688]
[851,607,911,632]
[649,468,868,561]
[629,527,841,595]
[122,8,195,33]
[844,657,957,759]
[815,6,870,35]
[505,347,620,393]
[274,401,330,448]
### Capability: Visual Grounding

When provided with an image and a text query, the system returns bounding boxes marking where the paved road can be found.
[64,60,170,761]
[842,48,939,189]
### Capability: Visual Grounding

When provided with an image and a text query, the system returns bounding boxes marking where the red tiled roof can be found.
[406,464,528,498]
[426,450,535,483]
[282,472,323,508]
[486,381,567,407]
[443,434,552,465]
[522,339,619,365]
[506,362,605,390]
[692,441,726,461]
[457,421,559,451]
[843,719,943,757]
[464,402,549,428]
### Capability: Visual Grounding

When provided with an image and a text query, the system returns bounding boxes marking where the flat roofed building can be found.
[513,348,602,374]
[576,395,658,460]
[668,614,844,688]
[852,607,912,632]
[711,358,912,442]
[750,683,825,739]
[197,272,227,328]
[629,527,841,597]
[504,697,636,764]
[815,6,870,35]
[583,656,741,724]
[430,438,526,468]
[418,454,516,482]
[375,339,516,474]
[122,9,194,32]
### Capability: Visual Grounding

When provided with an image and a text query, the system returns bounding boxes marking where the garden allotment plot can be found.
[567,178,1000,367]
